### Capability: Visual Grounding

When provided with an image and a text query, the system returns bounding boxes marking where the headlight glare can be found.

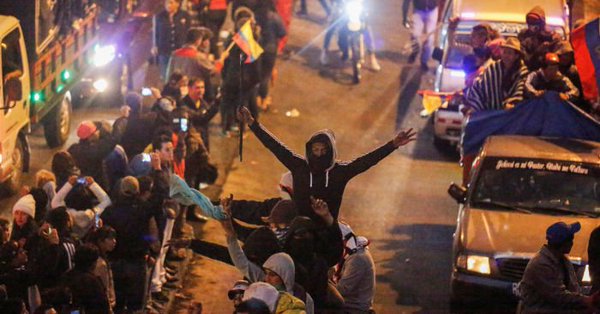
[93,44,116,67]
[457,254,491,275]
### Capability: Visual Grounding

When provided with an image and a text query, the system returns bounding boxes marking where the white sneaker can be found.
[370,54,381,71]
[320,50,329,65]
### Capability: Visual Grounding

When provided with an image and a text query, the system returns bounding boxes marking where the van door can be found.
[0,26,30,180]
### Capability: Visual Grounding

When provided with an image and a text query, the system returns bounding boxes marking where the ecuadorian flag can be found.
[572,18,600,102]
[233,20,264,63]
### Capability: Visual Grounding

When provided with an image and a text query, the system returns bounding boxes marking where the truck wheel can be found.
[44,93,72,148]
[2,136,25,195]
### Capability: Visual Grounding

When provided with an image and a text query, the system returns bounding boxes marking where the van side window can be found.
[1,28,24,83]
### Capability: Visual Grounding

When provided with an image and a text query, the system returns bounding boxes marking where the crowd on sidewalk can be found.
[0,0,598,313]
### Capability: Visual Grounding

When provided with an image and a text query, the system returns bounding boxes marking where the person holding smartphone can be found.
[51,176,112,240]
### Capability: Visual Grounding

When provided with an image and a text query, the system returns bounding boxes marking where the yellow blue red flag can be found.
[233,20,263,63]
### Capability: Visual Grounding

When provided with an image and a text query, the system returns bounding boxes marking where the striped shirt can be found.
[466,60,528,111]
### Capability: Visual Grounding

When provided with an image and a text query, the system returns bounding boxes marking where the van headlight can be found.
[583,265,591,283]
[457,254,491,275]
[93,44,116,67]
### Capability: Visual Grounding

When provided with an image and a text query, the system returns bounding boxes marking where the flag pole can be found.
[239,52,245,162]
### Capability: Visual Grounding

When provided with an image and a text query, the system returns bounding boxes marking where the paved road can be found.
[178,0,462,313]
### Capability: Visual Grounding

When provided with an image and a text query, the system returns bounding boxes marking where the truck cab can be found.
[448,136,600,305]
[0,16,30,193]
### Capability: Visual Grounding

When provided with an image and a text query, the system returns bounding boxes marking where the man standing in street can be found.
[237,106,416,221]
[403,0,440,71]
[518,222,599,312]
[153,0,190,80]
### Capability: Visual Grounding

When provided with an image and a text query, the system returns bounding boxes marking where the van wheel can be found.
[2,137,25,195]
[44,93,72,148]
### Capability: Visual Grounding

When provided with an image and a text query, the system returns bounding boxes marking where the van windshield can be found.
[470,158,600,216]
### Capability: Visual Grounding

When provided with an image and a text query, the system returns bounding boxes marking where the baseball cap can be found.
[77,121,98,140]
[228,280,249,300]
[546,221,581,245]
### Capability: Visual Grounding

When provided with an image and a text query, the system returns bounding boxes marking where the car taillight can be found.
[452,119,462,125]
[437,117,447,123]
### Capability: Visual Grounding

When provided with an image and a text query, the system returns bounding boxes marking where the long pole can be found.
[239,52,244,162]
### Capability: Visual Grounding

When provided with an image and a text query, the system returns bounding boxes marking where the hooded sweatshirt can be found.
[517,6,561,70]
[227,239,314,314]
[249,122,397,220]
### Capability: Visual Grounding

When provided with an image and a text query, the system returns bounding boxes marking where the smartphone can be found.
[142,153,151,162]
[94,215,101,229]
[180,118,188,132]
[141,87,152,96]
[77,177,86,185]
[71,310,81,314]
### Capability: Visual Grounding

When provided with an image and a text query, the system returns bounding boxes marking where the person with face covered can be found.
[517,6,562,71]
[237,106,416,221]
[283,198,344,310]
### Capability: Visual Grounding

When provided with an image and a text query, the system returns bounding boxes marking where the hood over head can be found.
[242,282,280,312]
[285,216,317,262]
[526,6,546,25]
[305,130,337,187]
[263,252,295,293]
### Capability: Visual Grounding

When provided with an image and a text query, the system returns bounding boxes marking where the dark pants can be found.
[158,54,170,82]
[111,258,148,313]
[220,86,258,131]
[202,10,227,57]
[258,51,278,99]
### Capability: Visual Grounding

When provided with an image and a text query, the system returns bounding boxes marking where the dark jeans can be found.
[158,54,170,82]
[111,258,148,313]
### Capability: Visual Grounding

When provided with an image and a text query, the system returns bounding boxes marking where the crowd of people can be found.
[0,0,405,313]
[450,6,596,116]
[0,0,597,313]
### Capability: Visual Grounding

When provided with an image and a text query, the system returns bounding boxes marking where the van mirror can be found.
[2,77,23,110]
[448,182,467,203]
[432,47,443,62]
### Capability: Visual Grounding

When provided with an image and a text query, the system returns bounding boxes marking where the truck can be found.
[429,0,569,147]
[0,1,123,193]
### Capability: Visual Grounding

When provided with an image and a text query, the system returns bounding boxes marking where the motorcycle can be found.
[342,0,366,84]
